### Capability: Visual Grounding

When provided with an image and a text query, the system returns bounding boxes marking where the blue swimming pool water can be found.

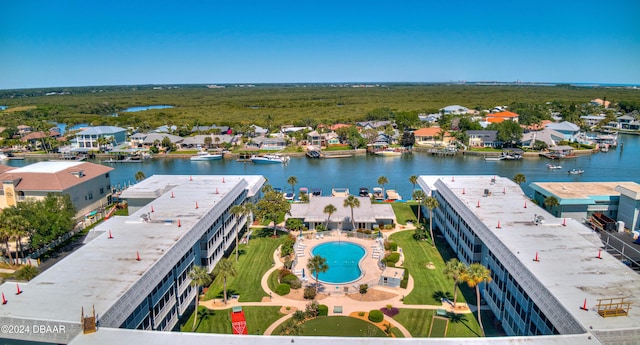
[311,242,365,284]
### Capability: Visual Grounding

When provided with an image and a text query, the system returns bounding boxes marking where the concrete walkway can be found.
[199,225,474,337]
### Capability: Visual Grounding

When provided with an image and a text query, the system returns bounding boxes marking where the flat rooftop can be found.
[8,160,85,173]
[531,181,640,201]
[419,176,640,335]
[0,175,264,329]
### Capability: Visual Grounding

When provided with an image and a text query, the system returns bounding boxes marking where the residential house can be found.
[580,115,606,128]
[0,161,114,218]
[329,123,352,131]
[590,98,611,108]
[181,134,234,149]
[356,120,392,130]
[616,114,640,130]
[130,133,184,148]
[16,125,33,137]
[190,125,230,134]
[72,126,127,152]
[485,111,520,124]
[545,121,580,141]
[306,130,323,147]
[439,105,469,115]
[20,130,61,150]
[413,127,452,147]
[419,113,441,123]
[252,137,286,150]
[324,132,341,145]
[522,120,553,131]
[520,128,565,148]
[250,125,269,136]
[466,130,500,148]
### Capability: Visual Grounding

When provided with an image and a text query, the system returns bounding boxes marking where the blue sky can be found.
[1,0,639,89]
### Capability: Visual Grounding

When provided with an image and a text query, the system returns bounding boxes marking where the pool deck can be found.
[199,227,473,337]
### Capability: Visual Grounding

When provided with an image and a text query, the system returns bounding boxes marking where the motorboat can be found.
[546,164,562,170]
[331,188,350,197]
[568,169,584,175]
[250,154,290,164]
[190,151,223,161]
[283,190,295,201]
[372,187,384,200]
[484,155,504,161]
[311,188,322,197]
[374,148,403,156]
[359,187,371,197]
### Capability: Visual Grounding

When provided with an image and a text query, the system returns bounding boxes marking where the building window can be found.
[88,193,93,200]
[100,188,104,194]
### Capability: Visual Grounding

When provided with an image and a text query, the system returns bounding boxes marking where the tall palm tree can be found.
[11,215,31,264]
[424,196,440,247]
[213,258,237,304]
[412,190,426,224]
[377,176,389,197]
[443,259,467,306]
[409,175,418,193]
[465,263,492,337]
[513,173,526,186]
[323,204,337,230]
[134,170,146,182]
[230,204,245,262]
[343,195,361,230]
[188,266,212,331]
[307,255,329,294]
[287,176,298,195]
[0,212,15,265]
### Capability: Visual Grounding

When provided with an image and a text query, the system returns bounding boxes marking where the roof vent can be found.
[71,170,85,178]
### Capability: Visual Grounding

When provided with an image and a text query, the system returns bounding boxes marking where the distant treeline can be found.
[1,84,639,130]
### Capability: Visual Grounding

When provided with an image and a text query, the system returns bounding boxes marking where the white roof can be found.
[9,160,84,173]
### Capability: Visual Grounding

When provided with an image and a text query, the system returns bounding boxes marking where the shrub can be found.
[380,306,399,317]
[318,304,329,316]
[305,301,319,317]
[358,311,365,317]
[275,284,290,296]
[283,257,293,270]
[286,218,304,230]
[368,310,384,322]
[359,284,369,295]
[278,268,292,281]
[303,286,317,300]
[14,265,39,281]
[282,274,302,289]
[384,252,400,264]
[315,224,327,232]
[384,240,398,251]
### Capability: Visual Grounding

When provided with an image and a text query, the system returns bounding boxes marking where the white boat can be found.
[547,164,562,170]
[190,151,223,161]
[568,169,584,175]
[372,187,384,200]
[375,148,403,156]
[386,189,402,200]
[331,188,350,197]
[250,154,290,164]
[484,156,504,161]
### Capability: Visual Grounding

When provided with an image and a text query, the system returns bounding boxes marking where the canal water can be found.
[5,134,639,200]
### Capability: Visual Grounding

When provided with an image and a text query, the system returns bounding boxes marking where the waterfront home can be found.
[250,124,269,136]
[520,128,565,148]
[251,137,287,150]
[466,130,500,148]
[287,196,396,231]
[616,114,640,130]
[20,130,63,150]
[0,161,113,218]
[580,115,607,128]
[16,124,33,137]
[190,125,230,134]
[418,113,441,123]
[439,104,469,115]
[545,121,580,141]
[130,133,183,148]
[325,132,341,145]
[485,111,520,124]
[72,126,127,152]
[530,181,640,231]
[306,130,323,147]
[181,134,234,149]
[413,127,452,147]
[356,120,392,130]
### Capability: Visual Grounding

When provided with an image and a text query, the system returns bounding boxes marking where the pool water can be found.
[311,242,365,284]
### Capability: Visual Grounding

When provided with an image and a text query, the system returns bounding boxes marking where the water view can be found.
[122,105,174,112]
[5,134,639,199]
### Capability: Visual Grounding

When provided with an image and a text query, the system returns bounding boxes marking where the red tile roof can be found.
[414,127,449,137]
[0,162,113,191]
[488,111,519,118]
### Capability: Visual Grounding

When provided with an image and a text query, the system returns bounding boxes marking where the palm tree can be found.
[134,170,146,182]
[188,266,212,331]
[213,258,237,304]
[11,215,31,264]
[287,176,298,195]
[412,190,426,224]
[409,175,418,193]
[544,196,559,213]
[323,204,337,230]
[377,176,389,197]
[230,204,245,262]
[443,259,467,306]
[465,263,492,336]
[343,195,361,230]
[513,173,526,186]
[0,212,15,265]
[307,255,329,294]
[424,196,439,247]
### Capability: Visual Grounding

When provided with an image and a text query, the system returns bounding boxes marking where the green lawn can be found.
[389,202,417,225]
[391,230,466,305]
[393,309,481,338]
[180,306,283,335]
[267,269,280,292]
[292,316,388,337]
[429,317,448,337]
[204,236,283,302]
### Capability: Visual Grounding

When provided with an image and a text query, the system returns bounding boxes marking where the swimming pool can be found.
[311,242,365,284]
